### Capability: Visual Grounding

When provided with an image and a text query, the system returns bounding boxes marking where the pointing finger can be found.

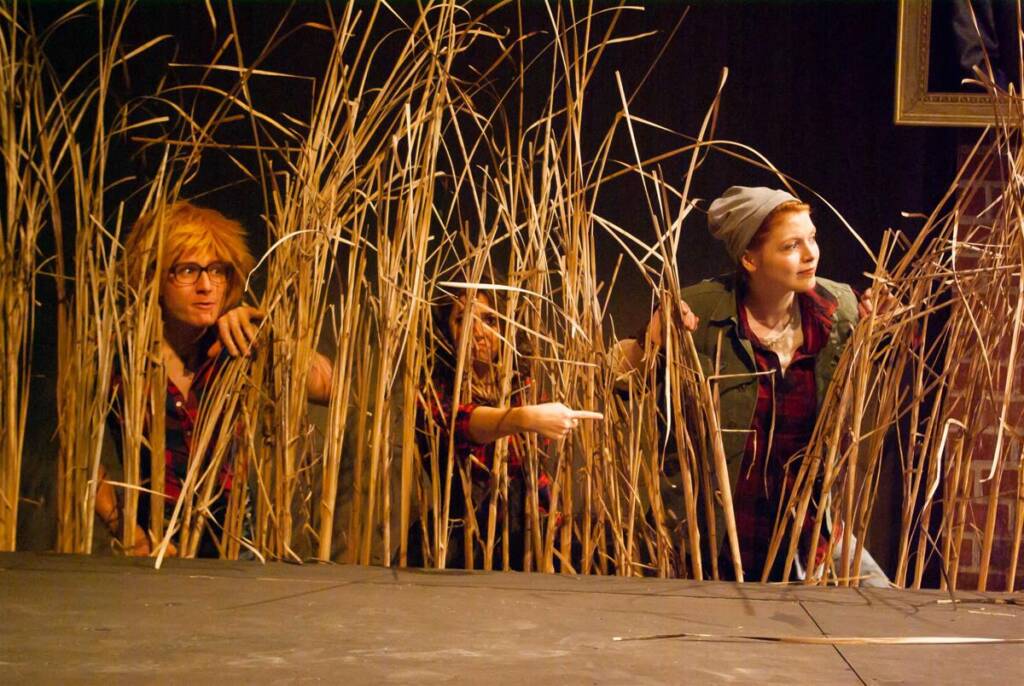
[570,410,604,420]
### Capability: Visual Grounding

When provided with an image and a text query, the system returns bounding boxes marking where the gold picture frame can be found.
[895,0,1004,126]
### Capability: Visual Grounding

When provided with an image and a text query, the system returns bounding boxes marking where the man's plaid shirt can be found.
[108,340,235,526]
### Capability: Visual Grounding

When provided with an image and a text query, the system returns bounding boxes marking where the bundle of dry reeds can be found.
[0,1,50,551]
[8,1,1021,591]
[0,0,739,573]
[40,2,177,555]
[758,91,1024,592]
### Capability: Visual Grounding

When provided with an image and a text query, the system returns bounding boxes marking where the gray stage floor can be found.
[2,552,1021,684]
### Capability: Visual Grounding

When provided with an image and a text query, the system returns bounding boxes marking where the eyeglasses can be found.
[167,261,233,286]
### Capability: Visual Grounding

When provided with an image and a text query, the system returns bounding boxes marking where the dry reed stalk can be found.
[111,195,163,554]
[158,358,250,561]
[1008,464,1024,589]
[0,1,50,550]
[43,1,166,554]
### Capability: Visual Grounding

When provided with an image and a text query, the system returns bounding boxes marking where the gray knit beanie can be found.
[707,186,799,262]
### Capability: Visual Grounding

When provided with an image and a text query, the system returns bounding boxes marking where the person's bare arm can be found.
[612,302,700,375]
[466,402,603,444]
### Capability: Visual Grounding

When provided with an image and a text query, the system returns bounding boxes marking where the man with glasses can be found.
[95,201,333,557]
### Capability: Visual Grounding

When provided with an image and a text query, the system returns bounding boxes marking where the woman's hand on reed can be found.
[647,301,700,347]
[515,402,603,440]
[857,286,896,320]
[212,306,265,357]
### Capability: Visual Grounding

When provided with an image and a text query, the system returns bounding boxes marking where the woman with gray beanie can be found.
[616,185,888,585]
